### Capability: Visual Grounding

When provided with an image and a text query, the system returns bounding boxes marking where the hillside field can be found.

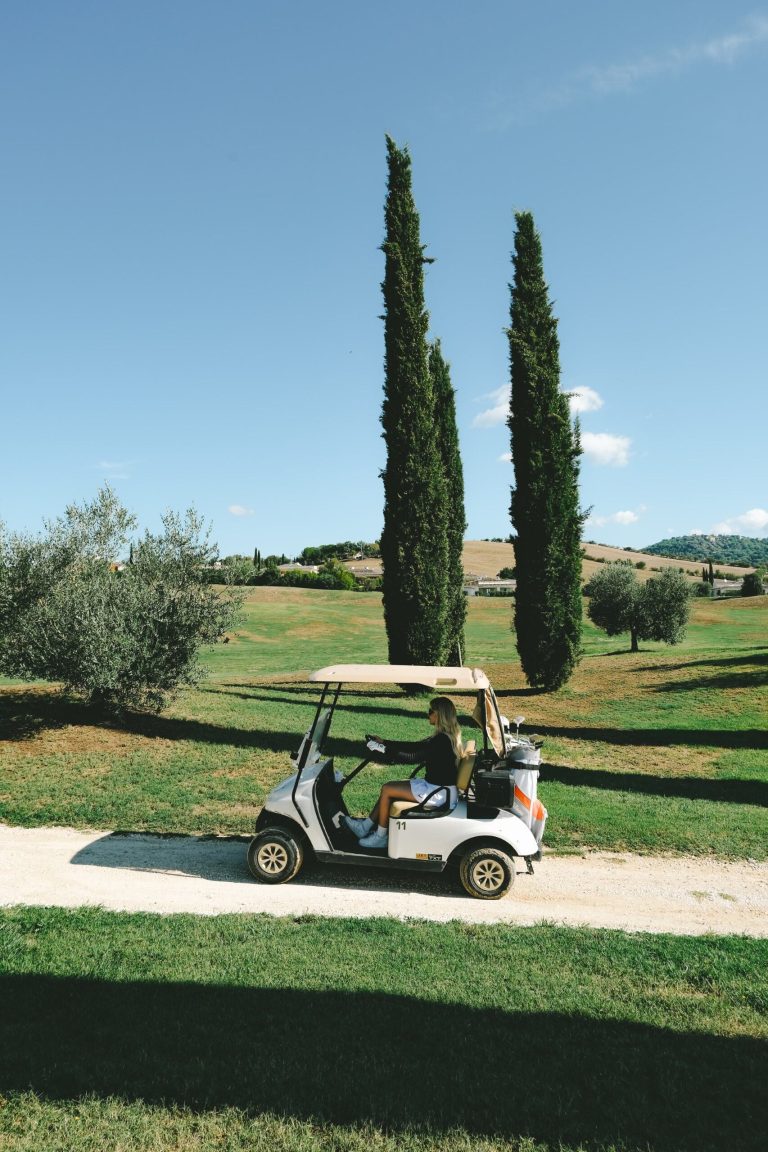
[345,539,756,584]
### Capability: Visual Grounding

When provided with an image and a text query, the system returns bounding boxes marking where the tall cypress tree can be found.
[429,339,467,665]
[380,136,448,665]
[508,211,583,690]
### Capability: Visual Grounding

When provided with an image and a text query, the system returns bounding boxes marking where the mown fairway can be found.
[1,589,766,857]
[2,589,767,1151]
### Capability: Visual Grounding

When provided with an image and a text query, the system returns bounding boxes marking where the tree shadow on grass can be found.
[0,687,468,753]
[1,974,765,1152]
[0,690,304,754]
[201,684,424,721]
[0,689,90,741]
[544,763,768,807]
[635,651,768,674]
[536,724,768,752]
[652,669,768,691]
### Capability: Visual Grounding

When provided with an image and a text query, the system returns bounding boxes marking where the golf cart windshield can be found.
[302,665,502,763]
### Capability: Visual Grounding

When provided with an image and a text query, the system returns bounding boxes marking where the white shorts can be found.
[410,780,458,811]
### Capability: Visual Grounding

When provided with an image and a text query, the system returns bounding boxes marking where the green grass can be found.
[2,594,767,1151]
[1,590,766,857]
[1,906,767,1151]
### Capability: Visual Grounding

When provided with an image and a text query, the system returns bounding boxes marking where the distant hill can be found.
[643,535,768,568]
[344,539,756,584]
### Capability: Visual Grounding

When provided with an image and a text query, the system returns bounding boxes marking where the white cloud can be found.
[476,383,604,427]
[498,452,512,463]
[501,15,768,124]
[94,459,130,480]
[586,508,642,529]
[581,432,631,467]
[581,19,768,94]
[737,508,768,532]
[613,510,640,525]
[473,386,508,428]
[228,504,255,518]
[712,508,768,535]
[567,386,603,415]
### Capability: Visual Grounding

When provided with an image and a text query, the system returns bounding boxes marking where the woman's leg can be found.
[370,781,414,829]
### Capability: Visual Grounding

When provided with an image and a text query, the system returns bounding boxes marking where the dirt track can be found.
[2,824,767,935]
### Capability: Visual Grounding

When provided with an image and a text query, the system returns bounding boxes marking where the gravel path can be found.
[2,824,767,935]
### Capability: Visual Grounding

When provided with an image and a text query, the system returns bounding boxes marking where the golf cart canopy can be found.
[309,665,491,691]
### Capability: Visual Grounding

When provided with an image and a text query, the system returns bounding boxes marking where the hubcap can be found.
[473,858,505,892]
[258,842,289,874]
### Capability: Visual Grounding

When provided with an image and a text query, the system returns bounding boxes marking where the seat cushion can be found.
[456,740,477,792]
[390,800,418,818]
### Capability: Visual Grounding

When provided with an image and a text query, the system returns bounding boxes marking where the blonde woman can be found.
[344,696,464,849]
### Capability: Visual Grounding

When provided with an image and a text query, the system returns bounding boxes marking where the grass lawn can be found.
[1,590,766,858]
[1,591,767,1151]
[1,906,767,1152]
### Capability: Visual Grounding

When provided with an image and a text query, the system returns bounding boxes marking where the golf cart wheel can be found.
[247,828,304,884]
[459,847,515,900]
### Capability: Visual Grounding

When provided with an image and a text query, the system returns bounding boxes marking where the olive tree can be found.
[0,487,242,713]
[586,563,691,652]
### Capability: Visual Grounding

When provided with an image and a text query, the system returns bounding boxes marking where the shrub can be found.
[741,570,766,597]
[0,487,242,713]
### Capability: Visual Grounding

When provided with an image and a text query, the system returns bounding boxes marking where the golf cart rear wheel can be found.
[459,847,515,900]
[248,828,304,884]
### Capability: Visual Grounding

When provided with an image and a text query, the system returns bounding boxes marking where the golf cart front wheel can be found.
[459,847,515,900]
[247,828,304,884]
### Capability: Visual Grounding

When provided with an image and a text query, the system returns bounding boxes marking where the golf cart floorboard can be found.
[315,849,447,872]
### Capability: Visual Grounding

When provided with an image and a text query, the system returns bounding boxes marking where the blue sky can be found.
[2,1,766,558]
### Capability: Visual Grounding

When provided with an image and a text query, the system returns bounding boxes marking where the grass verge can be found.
[1,906,767,1151]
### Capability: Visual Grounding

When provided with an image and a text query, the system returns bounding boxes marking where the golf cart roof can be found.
[309,664,490,691]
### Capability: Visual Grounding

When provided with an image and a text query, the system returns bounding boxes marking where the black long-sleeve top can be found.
[373,731,458,788]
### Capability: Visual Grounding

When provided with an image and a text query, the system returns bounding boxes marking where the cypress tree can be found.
[429,339,467,665]
[507,211,583,690]
[380,136,448,665]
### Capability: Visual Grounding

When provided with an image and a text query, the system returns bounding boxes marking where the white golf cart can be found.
[247,664,546,900]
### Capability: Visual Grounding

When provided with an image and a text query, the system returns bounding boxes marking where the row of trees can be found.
[380,140,585,688]
[299,541,380,565]
[380,137,466,667]
[378,148,702,683]
[645,534,768,568]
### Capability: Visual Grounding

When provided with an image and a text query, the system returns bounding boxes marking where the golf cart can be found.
[247,664,547,900]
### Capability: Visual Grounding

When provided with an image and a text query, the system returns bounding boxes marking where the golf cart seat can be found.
[390,740,476,819]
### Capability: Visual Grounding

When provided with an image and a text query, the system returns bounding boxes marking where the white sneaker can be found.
[359,827,388,849]
[343,815,374,838]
